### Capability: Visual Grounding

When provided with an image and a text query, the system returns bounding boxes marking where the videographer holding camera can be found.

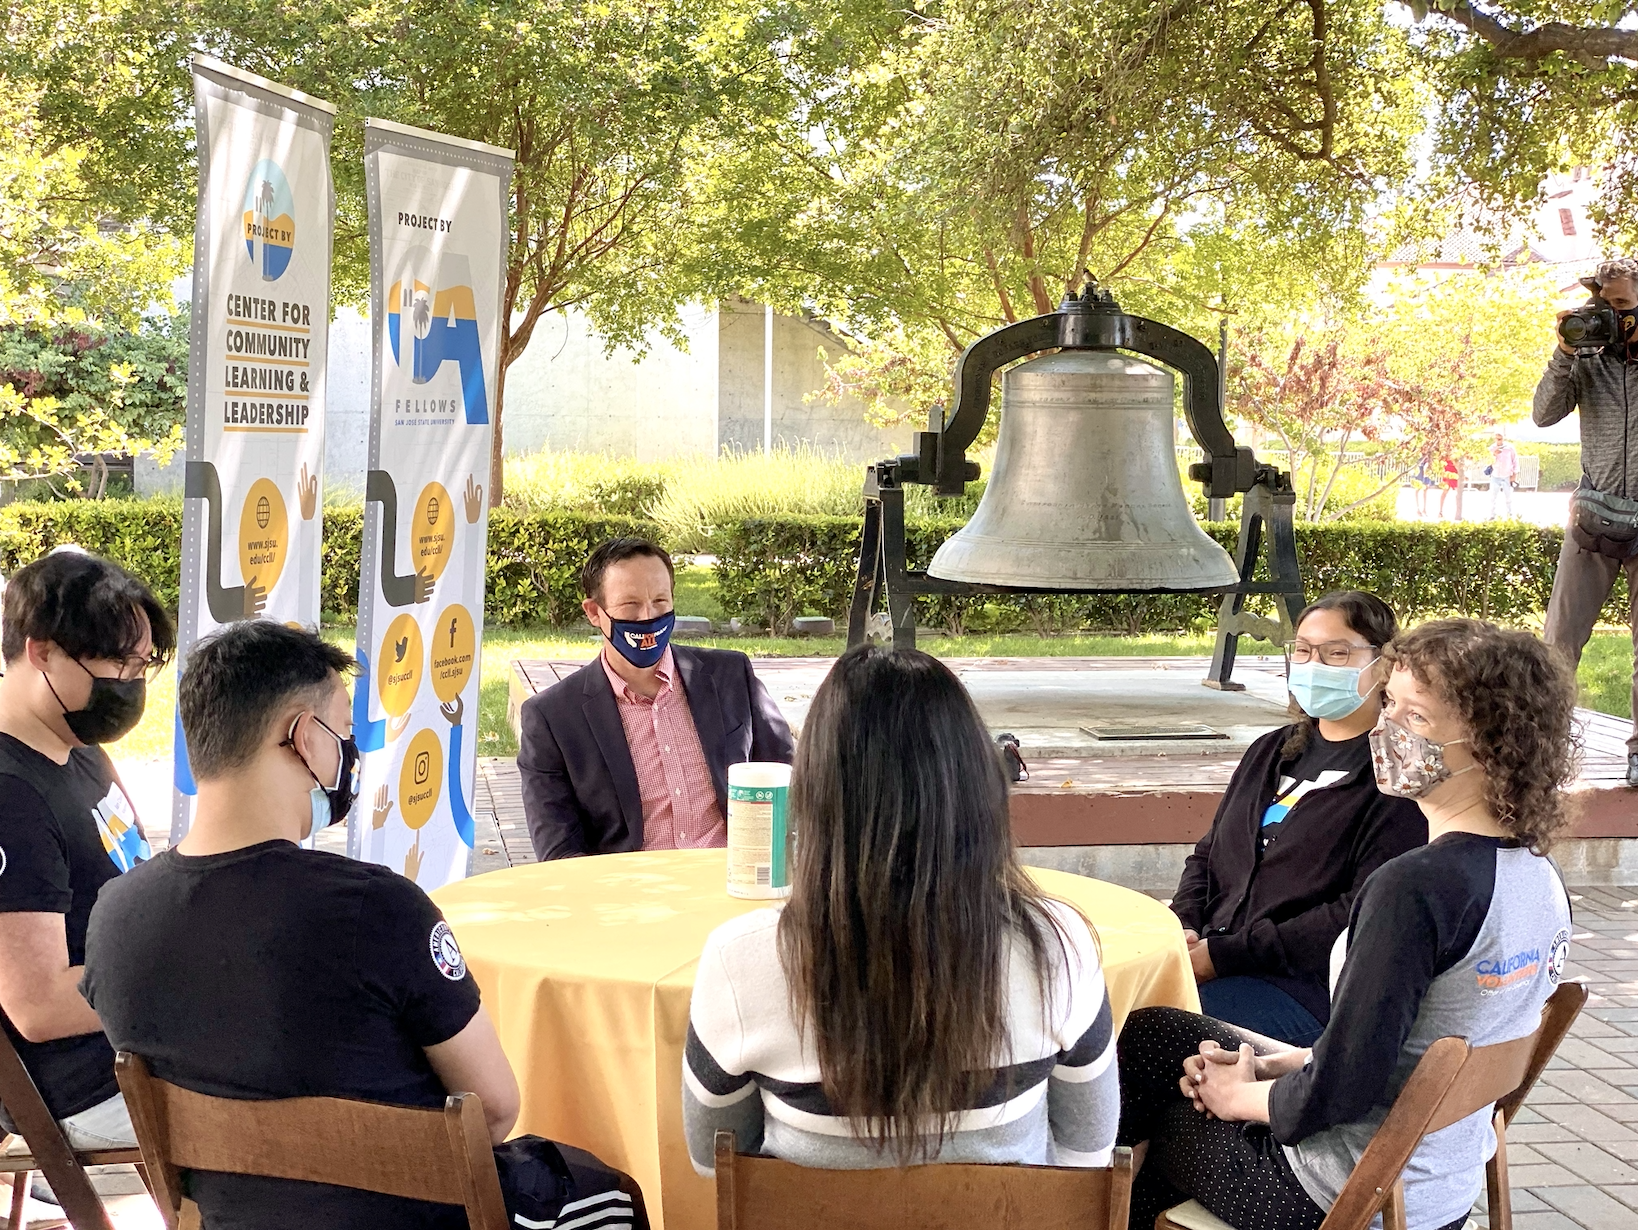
[1535,256,1638,784]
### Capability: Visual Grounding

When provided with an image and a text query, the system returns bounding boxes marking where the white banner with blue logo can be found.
[172,58,336,841]
[350,119,512,890]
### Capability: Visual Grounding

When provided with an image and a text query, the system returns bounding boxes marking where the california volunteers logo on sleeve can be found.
[1547,927,1571,986]
[429,920,467,981]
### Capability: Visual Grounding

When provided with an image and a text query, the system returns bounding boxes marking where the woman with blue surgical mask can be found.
[1169,591,1427,1046]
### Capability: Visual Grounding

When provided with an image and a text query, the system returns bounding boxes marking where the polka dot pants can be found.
[1116,1007,1467,1230]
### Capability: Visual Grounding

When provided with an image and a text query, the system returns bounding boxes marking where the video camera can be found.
[1559,275,1624,353]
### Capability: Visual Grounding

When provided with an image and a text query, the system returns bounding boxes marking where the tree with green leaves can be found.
[1228,266,1563,521]
[0,82,188,495]
[11,0,802,501]
[691,0,1424,432]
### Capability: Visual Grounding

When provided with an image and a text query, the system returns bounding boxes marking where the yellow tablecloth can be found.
[432,850,1198,1230]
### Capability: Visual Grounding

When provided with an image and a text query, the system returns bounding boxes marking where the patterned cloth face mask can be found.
[1369,715,1474,799]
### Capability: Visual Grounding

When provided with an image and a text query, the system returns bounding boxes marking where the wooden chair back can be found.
[1319,982,1587,1230]
[0,1024,140,1230]
[114,1053,509,1230]
[713,1130,1133,1230]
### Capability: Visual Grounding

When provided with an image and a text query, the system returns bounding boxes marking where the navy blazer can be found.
[518,645,795,860]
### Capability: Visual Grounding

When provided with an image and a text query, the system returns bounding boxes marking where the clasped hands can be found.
[1179,1039,1308,1124]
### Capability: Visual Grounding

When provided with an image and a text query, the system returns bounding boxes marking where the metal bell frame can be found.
[845,283,1305,691]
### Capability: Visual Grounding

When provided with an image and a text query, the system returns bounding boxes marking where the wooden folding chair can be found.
[0,1027,144,1230]
[713,1128,1133,1230]
[114,1053,509,1230]
[1158,981,1587,1230]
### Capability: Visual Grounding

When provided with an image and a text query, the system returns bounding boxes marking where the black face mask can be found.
[45,660,146,745]
[282,715,361,831]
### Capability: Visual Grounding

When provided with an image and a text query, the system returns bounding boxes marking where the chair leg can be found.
[1488,1110,1512,1230]
[7,1168,28,1230]
[134,1161,154,1199]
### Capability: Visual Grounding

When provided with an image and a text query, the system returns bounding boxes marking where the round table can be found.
[431,850,1198,1230]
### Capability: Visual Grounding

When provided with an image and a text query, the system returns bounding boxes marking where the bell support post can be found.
[846,284,1304,689]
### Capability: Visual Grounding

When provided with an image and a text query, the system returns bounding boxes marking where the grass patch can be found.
[1578,629,1633,720]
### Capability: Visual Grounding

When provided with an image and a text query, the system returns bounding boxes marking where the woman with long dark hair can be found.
[1172,590,1426,1046]
[682,645,1117,1170]
[1118,620,1579,1230]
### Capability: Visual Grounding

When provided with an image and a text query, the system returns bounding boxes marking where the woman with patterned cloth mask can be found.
[1116,620,1578,1230]
[1170,591,1426,1047]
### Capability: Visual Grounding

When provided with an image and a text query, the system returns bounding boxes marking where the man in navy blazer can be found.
[518,538,794,860]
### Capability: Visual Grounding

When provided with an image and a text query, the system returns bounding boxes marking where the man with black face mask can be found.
[84,622,516,1229]
[0,551,171,1159]
[1534,256,1638,784]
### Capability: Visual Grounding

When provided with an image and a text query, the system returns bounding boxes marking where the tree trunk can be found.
[490,347,509,507]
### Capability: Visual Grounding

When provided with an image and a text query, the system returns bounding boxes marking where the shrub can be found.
[0,499,655,628]
[712,516,1615,633]
[0,497,1618,636]
[1515,442,1581,492]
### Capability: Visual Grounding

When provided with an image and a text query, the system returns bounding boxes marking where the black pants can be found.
[1116,1007,1469,1230]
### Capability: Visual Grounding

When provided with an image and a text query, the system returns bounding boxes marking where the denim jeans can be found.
[1196,975,1324,1047]
[58,1092,138,1149]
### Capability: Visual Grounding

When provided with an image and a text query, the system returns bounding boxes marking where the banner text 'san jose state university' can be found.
[173,58,335,841]
[349,120,513,890]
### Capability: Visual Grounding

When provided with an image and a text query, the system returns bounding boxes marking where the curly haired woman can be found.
[1117,620,1579,1230]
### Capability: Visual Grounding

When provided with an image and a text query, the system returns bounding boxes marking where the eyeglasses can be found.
[1289,640,1377,667]
[114,653,170,682]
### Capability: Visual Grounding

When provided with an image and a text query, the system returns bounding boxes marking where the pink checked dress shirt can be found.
[601,646,726,850]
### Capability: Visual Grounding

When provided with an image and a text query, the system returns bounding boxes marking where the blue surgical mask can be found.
[1288,661,1371,721]
[605,610,674,669]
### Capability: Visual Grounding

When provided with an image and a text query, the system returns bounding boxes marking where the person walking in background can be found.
[683,646,1116,1173]
[1439,454,1459,520]
[1488,433,1519,520]
[1533,256,1638,785]
[1412,454,1436,519]
[518,537,793,860]
[1171,591,1425,1047]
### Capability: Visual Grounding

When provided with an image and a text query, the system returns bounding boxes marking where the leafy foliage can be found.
[0,313,188,493]
[711,513,1614,633]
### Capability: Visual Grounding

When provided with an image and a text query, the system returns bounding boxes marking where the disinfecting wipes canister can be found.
[727,762,792,899]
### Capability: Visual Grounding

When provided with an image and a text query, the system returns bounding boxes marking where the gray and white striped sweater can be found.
[682,900,1118,1174]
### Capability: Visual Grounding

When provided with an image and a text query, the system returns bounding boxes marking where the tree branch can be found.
[1442,1,1638,67]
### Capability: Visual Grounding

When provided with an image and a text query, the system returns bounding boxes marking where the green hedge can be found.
[0,499,654,627]
[0,497,1618,635]
[712,516,1618,634]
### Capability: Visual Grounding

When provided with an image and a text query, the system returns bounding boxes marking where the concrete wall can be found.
[715,298,906,460]
[500,303,719,461]
[137,299,906,497]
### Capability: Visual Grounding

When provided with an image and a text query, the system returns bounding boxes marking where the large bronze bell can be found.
[927,352,1240,590]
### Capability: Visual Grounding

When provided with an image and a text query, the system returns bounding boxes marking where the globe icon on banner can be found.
[241,159,296,281]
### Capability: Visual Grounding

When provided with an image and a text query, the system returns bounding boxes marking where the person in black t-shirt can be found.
[1171,591,1426,1046]
[82,621,522,1230]
[0,552,172,1154]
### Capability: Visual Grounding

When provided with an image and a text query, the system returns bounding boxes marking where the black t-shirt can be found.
[1259,730,1371,849]
[0,733,147,1123]
[83,841,482,1230]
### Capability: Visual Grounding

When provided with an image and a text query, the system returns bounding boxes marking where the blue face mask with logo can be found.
[605,610,675,669]
[1288,661,1371,721]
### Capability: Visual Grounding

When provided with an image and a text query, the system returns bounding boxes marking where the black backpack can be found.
[491,1136,648,1230]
